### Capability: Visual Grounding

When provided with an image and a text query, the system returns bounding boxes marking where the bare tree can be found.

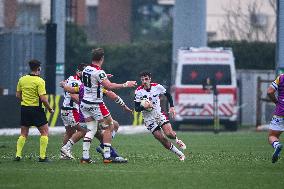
[221,0,276,42]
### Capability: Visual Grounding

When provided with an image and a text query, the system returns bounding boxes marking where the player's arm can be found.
[38,79,53,113]
[104,89,132,113]
[267,86,278,104]
[70,93,79,104]
[101,79,137,90]
[164,92,176,118]
[16,91,22,101]
[267,77,279,105]
[59,80,79,94]
[16,80,22,100]
[40,95,54,113]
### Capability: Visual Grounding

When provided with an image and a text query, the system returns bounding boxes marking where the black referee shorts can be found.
[21,106,48,127]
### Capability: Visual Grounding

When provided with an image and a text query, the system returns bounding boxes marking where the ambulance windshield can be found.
[181,64,232,85]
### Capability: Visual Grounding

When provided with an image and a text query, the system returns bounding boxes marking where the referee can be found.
[14,59,54,162]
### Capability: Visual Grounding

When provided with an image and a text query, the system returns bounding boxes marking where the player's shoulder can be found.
[135,85,144,92]
[279,74,284,79]
[151,83,164,89]
[83,65,95,72]
[35,76,45,84]
[151,83,159,87]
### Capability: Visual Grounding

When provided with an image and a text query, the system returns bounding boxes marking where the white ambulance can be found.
[172,47,238,130]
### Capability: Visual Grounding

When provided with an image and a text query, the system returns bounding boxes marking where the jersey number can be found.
[82,72,91,88]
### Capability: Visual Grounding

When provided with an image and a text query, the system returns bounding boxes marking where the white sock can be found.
[82,138,92,159]
[103,143,111,159]
[64,139,74,150]
[170,143,184,157]
[272,141,280,149]
[112,130,116,139]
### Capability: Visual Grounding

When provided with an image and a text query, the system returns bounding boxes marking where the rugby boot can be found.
[60,146,74,159]
[272,144,283,163]
[14,156,21,161]
[38,157,51,163]
[176,139,186,150]
[179,154,185,161]
[80,158,94,164]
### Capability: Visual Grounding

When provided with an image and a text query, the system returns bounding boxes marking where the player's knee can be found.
[113,120,119,130]
[85,130,95,140]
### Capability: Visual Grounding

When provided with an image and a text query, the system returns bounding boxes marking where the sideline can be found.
[0,125,148,136]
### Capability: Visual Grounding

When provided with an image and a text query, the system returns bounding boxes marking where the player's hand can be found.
[107,74,113,78]
[123,105,133,113]
[123,81,137,88]
[144,100,153,109]
[59,80,67,88]
[169,107,176,119]
[48,108,54,113]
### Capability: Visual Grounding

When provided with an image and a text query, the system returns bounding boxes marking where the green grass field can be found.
[0,131,283,189]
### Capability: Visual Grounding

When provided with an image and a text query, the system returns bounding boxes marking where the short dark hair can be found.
[77,63,87,71]
[92,48,104,61]
[28,59,41,71]
[139,71,151,78]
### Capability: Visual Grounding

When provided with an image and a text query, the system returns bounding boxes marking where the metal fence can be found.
[0,31,45,94]
[237,69,275,126]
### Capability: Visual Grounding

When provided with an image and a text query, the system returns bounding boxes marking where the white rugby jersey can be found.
[62,75,82,109]
[81,64,107,103]
[134,83,166,119]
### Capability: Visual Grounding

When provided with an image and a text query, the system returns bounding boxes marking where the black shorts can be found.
[21,106,48,127]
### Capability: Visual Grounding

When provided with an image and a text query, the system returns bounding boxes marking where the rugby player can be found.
[134,71,186,161]
[267,75,284,163]
[64,48,136,163]
[60,82,131,163]
[60,63,88,159]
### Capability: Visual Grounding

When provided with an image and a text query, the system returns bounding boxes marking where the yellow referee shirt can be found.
[16,74,47,106]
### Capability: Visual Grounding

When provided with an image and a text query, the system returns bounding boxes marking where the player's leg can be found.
[79,102,102,163]
[60,109,76,145]
[15,106,30,161]
[162,123,186,150]
[268,129,283,163]
[96,119,118,156]
[61,110,86,159]
[80,117,97,163]
[152,128,185,161]
[37,123,49,162]
[15,126,29,161]
[60,126,76,159]
[98,103,116,163]
[62,126,76,145]
[159,114,186,150]
[101,115,114,163]
[95,120,127,163]
[268,116,283,163]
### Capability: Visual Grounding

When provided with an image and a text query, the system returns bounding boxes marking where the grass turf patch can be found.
[0,131,283,189]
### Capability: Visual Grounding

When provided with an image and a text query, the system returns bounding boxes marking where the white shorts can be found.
[80,101,110,121]
[144,111,169,133]
[269,115,284,131]
[61,108,80,127]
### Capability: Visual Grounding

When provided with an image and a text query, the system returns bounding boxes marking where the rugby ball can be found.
[140,99,153,111]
